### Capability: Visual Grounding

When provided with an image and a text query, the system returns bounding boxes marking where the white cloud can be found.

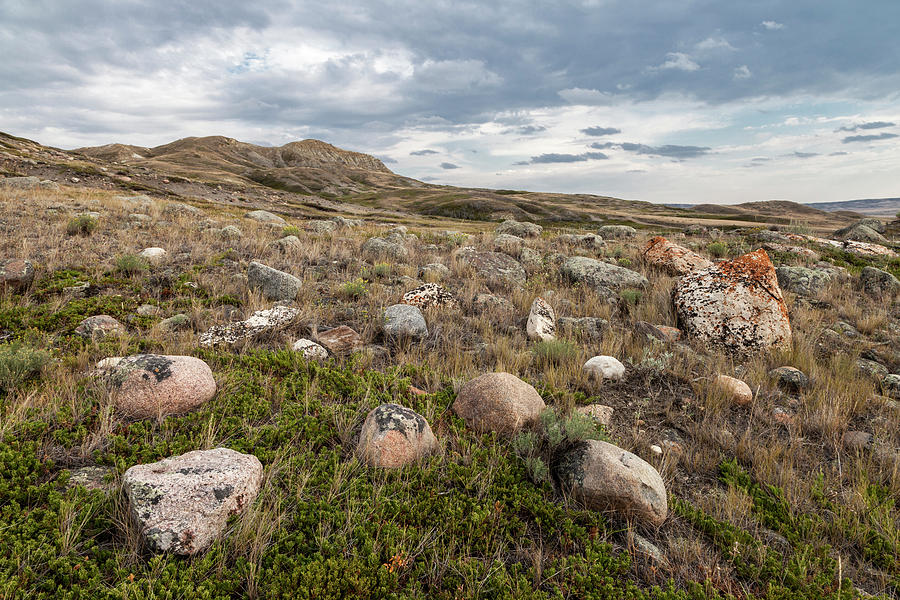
[761,20,785,30]
[733,65,752,79]
[695,37,735,52]
[650,52,700,72]
[558,87,615,104]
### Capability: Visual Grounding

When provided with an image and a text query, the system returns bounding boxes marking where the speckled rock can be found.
[362,237,408,262]
[642,236,712,275]
[526,297,556,341]
[496,219,542,238]
[123,448,262,555]
[576,404,614,426]
[384,304,428,341]
[583,356,625,381]
[110,354,216,419]
[316,325,363,355]
[402,283,457,309]
[419,263,451,281]
[597,225,636,239]
[357,403,438,467]
[769,366,809,392]
[453,372,545,434]
[220,225,243,239]
[247,261,301,302]
[561,256,647,295]
[556,440,667,526]
[75,315,126,339]
[306,219,338,234]
[270,235,302,253]
[714,375,753,406]
[199,306,299,347]
[0,259,35,292]
[860,266,900,296]
[453,247,526,286]
[245,209,286,225]
[493,233,525,256]
[292,338,329,360]
[673,249,792,353]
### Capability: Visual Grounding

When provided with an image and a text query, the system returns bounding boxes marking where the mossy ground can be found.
[0,186,898,599]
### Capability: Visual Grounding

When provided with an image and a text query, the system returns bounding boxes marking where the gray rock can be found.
[843,430,873,452]
[493,233,525,256]
[519,247,543,270]
[307,219,338,233]
[247,261,300,301]
[75,315,126,339]
[419,263,451,280]
[473,293,514,312]
[597,225,637,239]
[361,237,408,262]
[0,259,35,292]
[357,403,438,468]
[137,304,159,316]
[560,256,647,295]
[0,176,40,189]
[834,223,887,244]
[881,374,900,399]
[219,225,242,239]
[199,306,299,347]
[557,317,607,343]
[454,247,526,286]
[292,338,328,360]
[270,235,302,253]
[157,314,190,333]
[67,466,114,492]
[858,358,888,380]
[123,448,262,554]
[769,366,809,392]
[164,202,202,216]
[496,219,542,238]
[557,233,604,248]
[860,266,900,296]
[245,210,286,225]
[330,215,361,228]
[856,218,886,234]
[384,304,428,341]
[775,266,833,297]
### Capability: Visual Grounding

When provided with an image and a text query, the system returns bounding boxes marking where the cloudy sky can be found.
[1,1,898,204]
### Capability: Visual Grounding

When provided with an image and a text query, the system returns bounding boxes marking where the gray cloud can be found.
[593,141,711,159]
[842,132,899,143]
[439,162,460,169]
[410,149,439,155]
[829,151,849,156]
[836,121,895,132]
[526,151,608,164]
[581,126,621,136]
[793,151,819,158]
[378,155,398,163]
[502,125,546,135]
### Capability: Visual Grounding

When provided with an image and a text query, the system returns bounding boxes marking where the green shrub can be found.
[282,225,302,237]
[619,288,642,305]
[0,341,50,391]
[531,339,577,367]
[114,254,148,276]
[512,407,607,485]
[65,215,97,236]
[707,241,728,258]
[339,278,368,299]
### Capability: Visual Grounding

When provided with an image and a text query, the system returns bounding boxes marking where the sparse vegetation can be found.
[114,253,148,275]
[66,214,97,236]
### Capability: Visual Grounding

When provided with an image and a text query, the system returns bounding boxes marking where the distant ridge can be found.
[805,197,900,217]
[668,198,899,218]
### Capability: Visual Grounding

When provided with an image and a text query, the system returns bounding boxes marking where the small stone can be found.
[526,296,556,341]
[769,366,809,392]
[67,466,114,492]
[583,356,625,381]
[64,282,90,297]
[419,263,451,281]
[453,372,545,434]
[772,407,794,426]
[576,404,614,426]
[0,259,35,292]
[245,210,286,225]
[109,354,216,419]
[650,444,662,456]
[75,315,126,339]
[292,338,328,360]
[714,375,753,406]
[357,403,438,468]
[220,225,243,239]
[156,314,190,333]
[137,304,160,316]
[317,325,363,355]
[843,430,873,452]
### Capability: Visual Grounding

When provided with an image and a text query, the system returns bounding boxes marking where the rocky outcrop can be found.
[561,256,647,296]
[110,354,217,419]
[357,404,438,468]
[453,372,545,434]
[199,306,299,346]
[556,440,667,527]
[673,249,792,353]
[496,219,542,238]
[641,236,712,275]
[526,297,556,341]
[123,448,262,554]
[453,247,526,286]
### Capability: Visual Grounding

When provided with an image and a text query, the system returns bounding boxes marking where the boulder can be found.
[247,261,301,302]
[834,223,887,244]
[402,283,457,309]
[306,219,337,233]
[292,338,329,360]
[641,236,712,275]
[856,218,885,234]
[384,304,428,341]
[0,259,35,292]
[361,237,408,262]
[673,249,792,353]
[557,233,604,248]
[775,266,833,297]
[220,225,243,239]
[245,210,286,225]
[139,247,167,263]
[714,375,753,406]
[123,448,262,554]
[270,235,302,253]
[199,306,299,346]
[597,225,637,239]
[583,356,625,381]
[419,263,451,281]
[769,366,809,392]
[860,266,900,296]
[453,247,526,286]
[496,219,542,238]
[558,317,607,343]
[561,256,647,295]
[110,354,216,419]
[357,403,438,468]
[526,297,556,341]
[556,440,667,526]
[453,372,545,434]
[316,325,363,355]
[493,233,525,256]
[75,315,126,339]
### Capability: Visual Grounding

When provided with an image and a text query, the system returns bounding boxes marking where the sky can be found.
[1,0,898,205]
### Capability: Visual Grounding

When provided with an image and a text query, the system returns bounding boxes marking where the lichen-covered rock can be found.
[384,304,428,341]
[597,225,636,239]
[199,306,299,346]
[558,317,608,343]
[357,404,438,467]
[526,297,556,341]
[673,249,792,353]
[556,440,667,526]
[247,261,301,301]
[245,210,286,225]
[292,338,328,360]
[493,233,525,256]
[561,256,647,295]
[156,313,190,333]
[419,263,451,281]
[769,366,809,392]
[220,225,243,239]
[270,235,302,253]
[557,233,604,248]
[306,219,338,234]
[123,448,262,555]
[75,315,126,339]
[0,258,35,292]
[496,219,542,238]
[583,356,625,381]
[453,247,526,286]
[641,236,712,275]
[110,354,216,419]
[362,237,408,262]
[714,375,753,406]
[402,283,457,309]
[316,325,363,355]
[775,266,833,297]
[859,266,900,296]
[833,223,887,244]
[453,372,545,434]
